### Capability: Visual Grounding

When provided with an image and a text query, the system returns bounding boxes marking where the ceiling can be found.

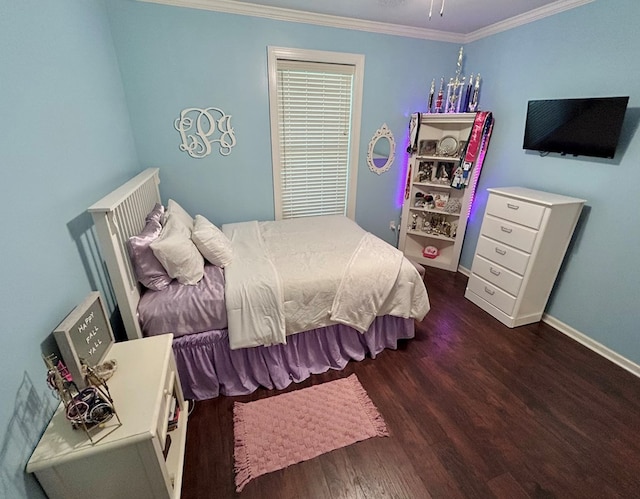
[144,0,594,41]
[233,0,561,34]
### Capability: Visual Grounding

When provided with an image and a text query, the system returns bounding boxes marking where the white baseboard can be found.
[456,265,640,379]
[457,264,471,276]
[542,314,640,379]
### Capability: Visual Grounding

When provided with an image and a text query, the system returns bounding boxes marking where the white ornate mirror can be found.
[367,123,396,175]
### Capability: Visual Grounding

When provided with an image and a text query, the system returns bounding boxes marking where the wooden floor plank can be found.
[180,267,640,498]
[487,472,530,499]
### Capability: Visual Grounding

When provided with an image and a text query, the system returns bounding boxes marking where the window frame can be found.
[267,46,365,220]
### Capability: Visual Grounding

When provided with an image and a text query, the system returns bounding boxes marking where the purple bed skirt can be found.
[171,315,414,400]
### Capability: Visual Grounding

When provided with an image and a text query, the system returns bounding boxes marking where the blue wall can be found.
[462,0,640,364]
[0,1,139,496]
[105,0,458,241]
[2,0,639,496]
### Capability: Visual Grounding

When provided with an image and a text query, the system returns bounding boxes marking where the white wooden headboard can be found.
[88,168,161,340]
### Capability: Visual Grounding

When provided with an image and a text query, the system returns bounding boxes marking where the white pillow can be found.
[166,199,194,233]
[150,215,204,285]
[191,215,234,268]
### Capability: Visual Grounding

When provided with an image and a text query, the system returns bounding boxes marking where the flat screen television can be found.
[523,96,629,159]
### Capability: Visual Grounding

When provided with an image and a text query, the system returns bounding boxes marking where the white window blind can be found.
[275,60,355,219]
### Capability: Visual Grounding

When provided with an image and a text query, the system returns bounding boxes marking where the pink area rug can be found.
[233,374,389,492]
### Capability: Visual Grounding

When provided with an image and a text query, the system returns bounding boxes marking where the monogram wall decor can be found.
[174,107,236,158]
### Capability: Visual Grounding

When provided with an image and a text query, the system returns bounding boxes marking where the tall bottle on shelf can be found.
[427,78,435,113]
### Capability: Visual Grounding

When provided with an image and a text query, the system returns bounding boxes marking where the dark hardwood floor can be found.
[181,267,640,498]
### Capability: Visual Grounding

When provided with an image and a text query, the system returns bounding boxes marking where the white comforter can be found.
[223,215,430,349]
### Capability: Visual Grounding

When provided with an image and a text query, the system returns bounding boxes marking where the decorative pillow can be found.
[126,218,173,291]
[145,203,165,225]
[166,199,194,233]
[191,215,234,268]
[151,215,204,285]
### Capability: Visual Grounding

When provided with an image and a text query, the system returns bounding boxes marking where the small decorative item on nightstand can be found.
[43,353,121,444]
[47,291,123,444]
[53,292,115,389]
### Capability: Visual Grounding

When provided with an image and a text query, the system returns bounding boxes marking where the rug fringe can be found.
[233,402,253,492]
[346,374,390,437]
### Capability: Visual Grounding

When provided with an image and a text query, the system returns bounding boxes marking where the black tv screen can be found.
[523,96,629,159]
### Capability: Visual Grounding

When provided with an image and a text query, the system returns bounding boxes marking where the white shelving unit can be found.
[399,113,483,272]
[27,334,188,499]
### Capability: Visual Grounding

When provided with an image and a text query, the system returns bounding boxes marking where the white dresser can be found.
[27,334,188,499]
[465,187,585,328]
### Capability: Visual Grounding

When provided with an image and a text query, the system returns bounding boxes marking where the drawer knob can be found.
[495,247,507,256]
[500,226,513,233]
[484,286,495,296]
[489,267,501,276]
[507,203,519,210]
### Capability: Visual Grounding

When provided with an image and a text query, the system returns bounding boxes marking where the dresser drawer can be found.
[476,236,530,275]
[486,194,545,229]
[481,215,538,253]
[471,255,523,296]
[467,274,516,316]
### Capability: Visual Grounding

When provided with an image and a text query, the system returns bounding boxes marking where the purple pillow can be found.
[127,217,173,291]
[145,203,165,225]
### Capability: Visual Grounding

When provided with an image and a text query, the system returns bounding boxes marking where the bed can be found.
[88,168,430,400]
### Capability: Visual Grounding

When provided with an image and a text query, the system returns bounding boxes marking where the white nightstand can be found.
[27,334,188,499]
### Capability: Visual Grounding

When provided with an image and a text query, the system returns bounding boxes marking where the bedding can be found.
[145,203,165,224]
[150,210,204,284]
[192,215,234,267]
[223,215,430,349]
[166,198,194,231]
[172,315,415,400]
[126,204,172,291]
[223,220,285,349]
[330,231,406,333]
[138,214,429,349]
[138,263,227,338]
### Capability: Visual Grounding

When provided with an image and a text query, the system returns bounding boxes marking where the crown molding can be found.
[137,0,593,44]
[464,0,595,43]
[137,0,464,43]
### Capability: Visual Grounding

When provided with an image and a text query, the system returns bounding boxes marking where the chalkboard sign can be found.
[53,292,115,388]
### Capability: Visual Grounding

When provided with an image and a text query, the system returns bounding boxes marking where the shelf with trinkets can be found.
[407,185,461,242]
[399,112,493,272]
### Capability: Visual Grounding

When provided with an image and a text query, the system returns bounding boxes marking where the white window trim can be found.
[267,46,365,220]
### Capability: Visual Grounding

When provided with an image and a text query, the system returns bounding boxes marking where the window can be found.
[268,47,364,220]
